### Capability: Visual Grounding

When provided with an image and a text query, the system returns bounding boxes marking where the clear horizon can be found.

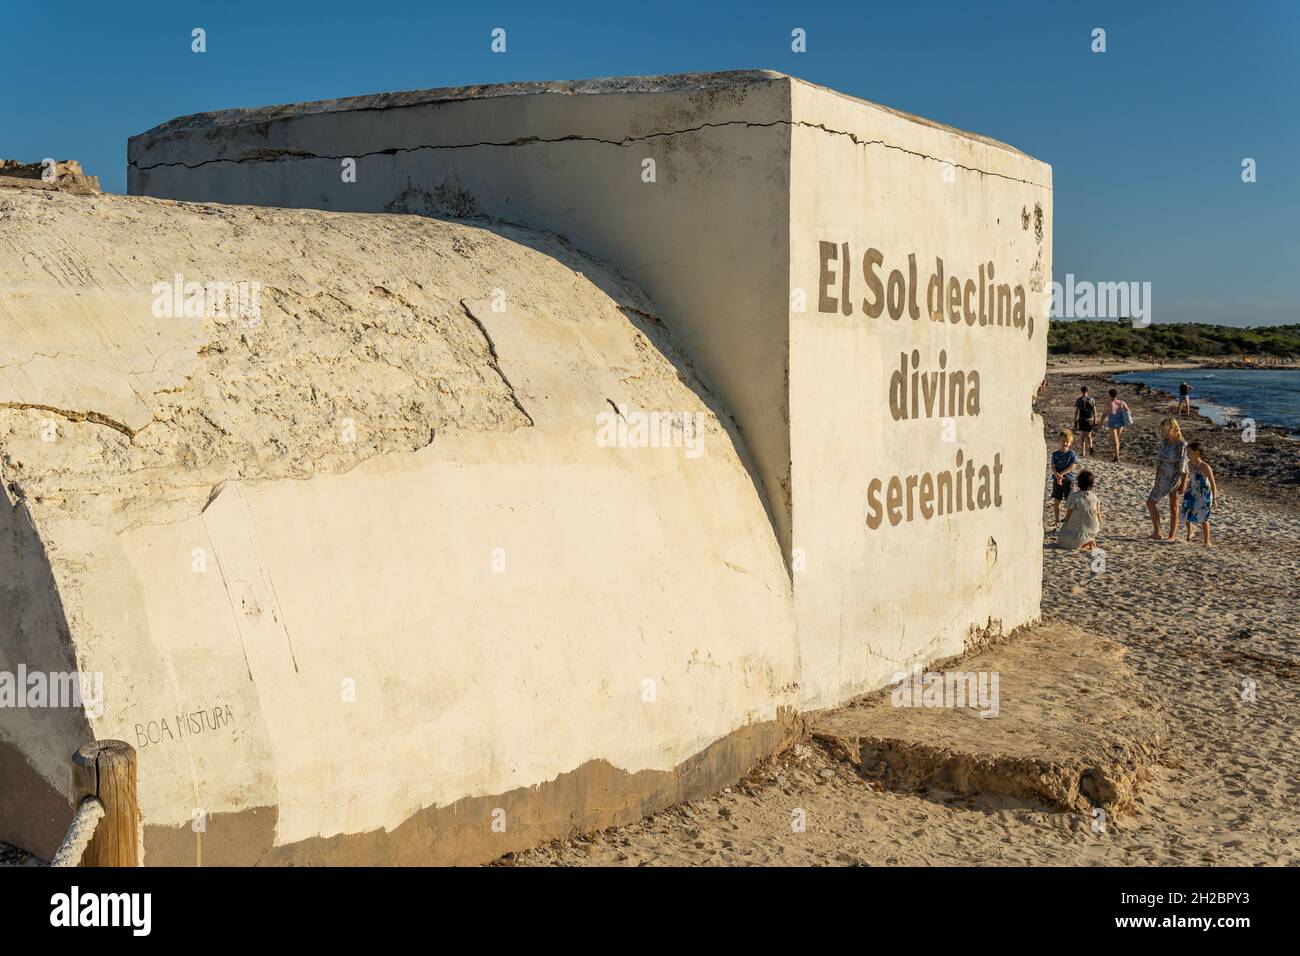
[3,0,1296,327]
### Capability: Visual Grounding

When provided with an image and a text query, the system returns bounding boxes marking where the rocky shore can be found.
[1039,371,1299,512]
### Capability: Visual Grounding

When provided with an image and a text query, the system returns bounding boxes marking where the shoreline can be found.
[1047,359,1203,375]
[1103,370,1296,438]
[1047,356,1298,377]
[1050,357,1298,437]
[1036,372,1299,513]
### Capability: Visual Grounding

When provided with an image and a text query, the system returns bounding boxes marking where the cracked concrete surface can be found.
[0,180,802,864]
[131,118,1050,189]
[129,121,791,172]
[127,70,1053,584]
[0,402,135,439]
[0,186,686,530]
[122,64,1051,718]
[458,300,535,427]
[2,70,1052,864]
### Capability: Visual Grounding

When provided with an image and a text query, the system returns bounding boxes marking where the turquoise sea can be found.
[1113,368,1300,434]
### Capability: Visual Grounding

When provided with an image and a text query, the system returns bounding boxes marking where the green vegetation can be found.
[1047,321,1300,359]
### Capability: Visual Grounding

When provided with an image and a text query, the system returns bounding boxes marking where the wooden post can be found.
[71,739,139,867]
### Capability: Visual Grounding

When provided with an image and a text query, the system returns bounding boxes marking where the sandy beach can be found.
[493,381,1299,867]
[1046,358,1206,375]
[1044,370,1299,511]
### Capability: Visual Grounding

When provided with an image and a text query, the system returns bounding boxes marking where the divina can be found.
[889,349,981,420]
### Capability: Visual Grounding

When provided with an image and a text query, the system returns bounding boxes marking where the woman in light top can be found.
[1104,388,1133,462]
[1146,417,1188,541]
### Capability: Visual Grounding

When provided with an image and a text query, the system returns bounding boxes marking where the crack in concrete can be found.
[130,121,786,171]
[130,119,1051,189]
[0,401,135,438]
[458,299,534,427]
[791,121,1051,189]
[0,350,67,371]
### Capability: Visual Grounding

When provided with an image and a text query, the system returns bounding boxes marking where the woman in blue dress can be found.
[1146,417,1187,540]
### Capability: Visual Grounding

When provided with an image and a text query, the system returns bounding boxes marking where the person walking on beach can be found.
[1146,417,1188,540]
[1049,429,1079,528]
[1058,470,1102,550]
[1104,388,1133,462]
[1178,380,1192,416]
[1074,385,1098,456]
[1180,442,1218,547]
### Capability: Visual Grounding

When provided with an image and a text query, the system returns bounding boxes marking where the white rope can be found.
[50,797,105,867]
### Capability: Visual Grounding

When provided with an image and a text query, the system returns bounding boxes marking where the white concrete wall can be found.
[788,79,1050,707]
[128,67,1052,740]
[0,190,797,862]
[130,72,796,558]
[104,429,796,846]
[0,73,1054,862]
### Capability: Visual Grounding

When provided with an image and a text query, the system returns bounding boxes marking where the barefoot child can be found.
[1049,430,1079,527]
[1180,442,1218,546]
[1059,470,1102,550]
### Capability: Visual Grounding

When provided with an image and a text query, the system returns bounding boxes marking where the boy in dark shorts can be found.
[1049,429,1079,527]
[1074,386,1098,456]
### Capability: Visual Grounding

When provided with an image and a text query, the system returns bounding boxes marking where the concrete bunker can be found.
[2,71,1050,864]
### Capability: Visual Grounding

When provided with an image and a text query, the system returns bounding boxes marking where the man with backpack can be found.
[1074,385,1098,456]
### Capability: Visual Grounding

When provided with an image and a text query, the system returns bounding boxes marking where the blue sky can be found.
[2,0,1296,326]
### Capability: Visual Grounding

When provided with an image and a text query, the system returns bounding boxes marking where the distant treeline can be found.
[1047,321,1300,358]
